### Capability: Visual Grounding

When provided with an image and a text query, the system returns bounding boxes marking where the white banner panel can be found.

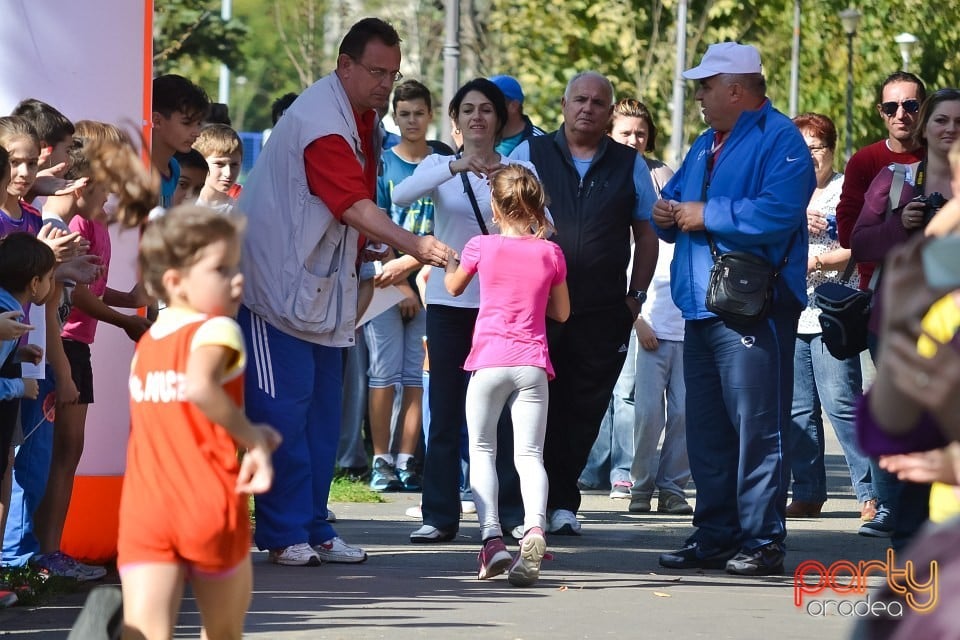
[0,0,153,475]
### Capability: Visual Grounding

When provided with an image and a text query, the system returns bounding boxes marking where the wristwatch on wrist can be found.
[814,257,823,273]
[626,289,647,305]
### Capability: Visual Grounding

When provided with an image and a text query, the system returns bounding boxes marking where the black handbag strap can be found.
[460,169,489,235]
[706,230,798,275]
[838,259,858,283]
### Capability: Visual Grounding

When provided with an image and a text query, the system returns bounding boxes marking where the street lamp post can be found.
[894,32,918,72]
[839,8,862,162]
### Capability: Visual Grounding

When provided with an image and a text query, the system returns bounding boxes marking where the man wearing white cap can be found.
[652,42,815,575]
[489,75,546,155]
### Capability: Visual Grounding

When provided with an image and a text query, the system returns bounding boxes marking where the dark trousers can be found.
[421,305,521,531]
[543,306,633,513]
[684,308,798,552]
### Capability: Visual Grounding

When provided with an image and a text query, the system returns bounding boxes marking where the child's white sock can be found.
[396,453,414,471]
[374,454,395,467]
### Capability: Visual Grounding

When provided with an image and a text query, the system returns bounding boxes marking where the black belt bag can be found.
[706,251,777,325]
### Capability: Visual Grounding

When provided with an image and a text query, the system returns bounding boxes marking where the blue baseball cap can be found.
[489,75,524,103]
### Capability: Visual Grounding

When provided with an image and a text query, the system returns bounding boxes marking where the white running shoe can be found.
[461,500,477,515]
[313,537,368,563]
[268,543,321,566]
[405,503,423,519]
[508,527,547,587]
[547,509,582,536]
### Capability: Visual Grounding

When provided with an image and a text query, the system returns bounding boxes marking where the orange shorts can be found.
[117,488,250,575]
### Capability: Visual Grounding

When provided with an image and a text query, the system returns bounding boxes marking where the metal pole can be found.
[844,31,854,162]
[218,0,232,105]
[440,0,461,146]
[789,0,800,117]
[668,0,688,168]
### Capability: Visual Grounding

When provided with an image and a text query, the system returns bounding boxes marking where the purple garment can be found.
[856,392,946,456]
[0,203,43,238]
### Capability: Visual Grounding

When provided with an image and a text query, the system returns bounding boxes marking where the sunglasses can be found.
[880,99,921,117]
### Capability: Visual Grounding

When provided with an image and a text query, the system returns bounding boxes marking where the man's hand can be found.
[0,311,33,341]
[652,199,677,229]
[634,317,659,351]
[674,201,706,232]
[900,200,927,231]
[409,236,452,267]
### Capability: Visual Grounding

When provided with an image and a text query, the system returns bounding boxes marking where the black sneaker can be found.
[725,543,785,576]
[659,542,739,570]
[858,506,894,538]
[397,457,423,492]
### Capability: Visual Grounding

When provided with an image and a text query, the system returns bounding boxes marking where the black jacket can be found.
[527,128,637,314]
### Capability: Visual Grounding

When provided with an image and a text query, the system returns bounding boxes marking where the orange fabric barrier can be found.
[61,475,124,564]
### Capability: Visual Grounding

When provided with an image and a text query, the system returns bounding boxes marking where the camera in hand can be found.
[910,192,947,224]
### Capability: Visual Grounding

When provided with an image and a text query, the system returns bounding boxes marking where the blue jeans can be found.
[2,370,56,566]
[789,334,872,503]
[336,335,369,470]
[684,309,798,552]
[631,339,690,499]
[580,332,637,488]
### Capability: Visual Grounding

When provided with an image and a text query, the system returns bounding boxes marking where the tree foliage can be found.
[483,0,960,164]
[153,0,960,152]
[153,0,248,75]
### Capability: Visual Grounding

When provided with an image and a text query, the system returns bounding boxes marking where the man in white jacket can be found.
[238,17,450,567]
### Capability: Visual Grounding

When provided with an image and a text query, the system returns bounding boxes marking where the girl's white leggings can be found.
[465,365,549,539]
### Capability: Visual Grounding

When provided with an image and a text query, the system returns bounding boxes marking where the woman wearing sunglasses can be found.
[850,87,960,548]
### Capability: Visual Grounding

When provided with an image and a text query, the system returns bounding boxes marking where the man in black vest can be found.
[510,71,659,535]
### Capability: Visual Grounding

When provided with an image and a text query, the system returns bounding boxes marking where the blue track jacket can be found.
[658,100,816,320]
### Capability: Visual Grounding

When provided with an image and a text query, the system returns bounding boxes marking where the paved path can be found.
[0,443,885,639]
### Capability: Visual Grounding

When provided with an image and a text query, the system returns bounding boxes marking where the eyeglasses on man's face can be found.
[808,144,830,155]
[351,58,403,83]
[880,99,921,117]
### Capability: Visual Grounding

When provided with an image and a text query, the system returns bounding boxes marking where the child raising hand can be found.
[444,164,569,587]
[118,206,280,639]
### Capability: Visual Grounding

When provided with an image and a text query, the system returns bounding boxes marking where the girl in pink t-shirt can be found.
[444,164,569,587]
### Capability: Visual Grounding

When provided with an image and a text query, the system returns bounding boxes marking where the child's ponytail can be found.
[490,164,554,239]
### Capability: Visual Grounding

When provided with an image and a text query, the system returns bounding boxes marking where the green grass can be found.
[328,476,383,503]
[1,566,83,606]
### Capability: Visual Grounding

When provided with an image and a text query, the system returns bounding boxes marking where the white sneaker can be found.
[547,509,582,536]
[268,543,321,566]
[461,500,477,515]
[314,536,367,563]
[405,503,422,519]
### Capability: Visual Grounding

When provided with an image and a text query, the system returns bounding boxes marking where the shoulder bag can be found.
[813,163,907,359]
